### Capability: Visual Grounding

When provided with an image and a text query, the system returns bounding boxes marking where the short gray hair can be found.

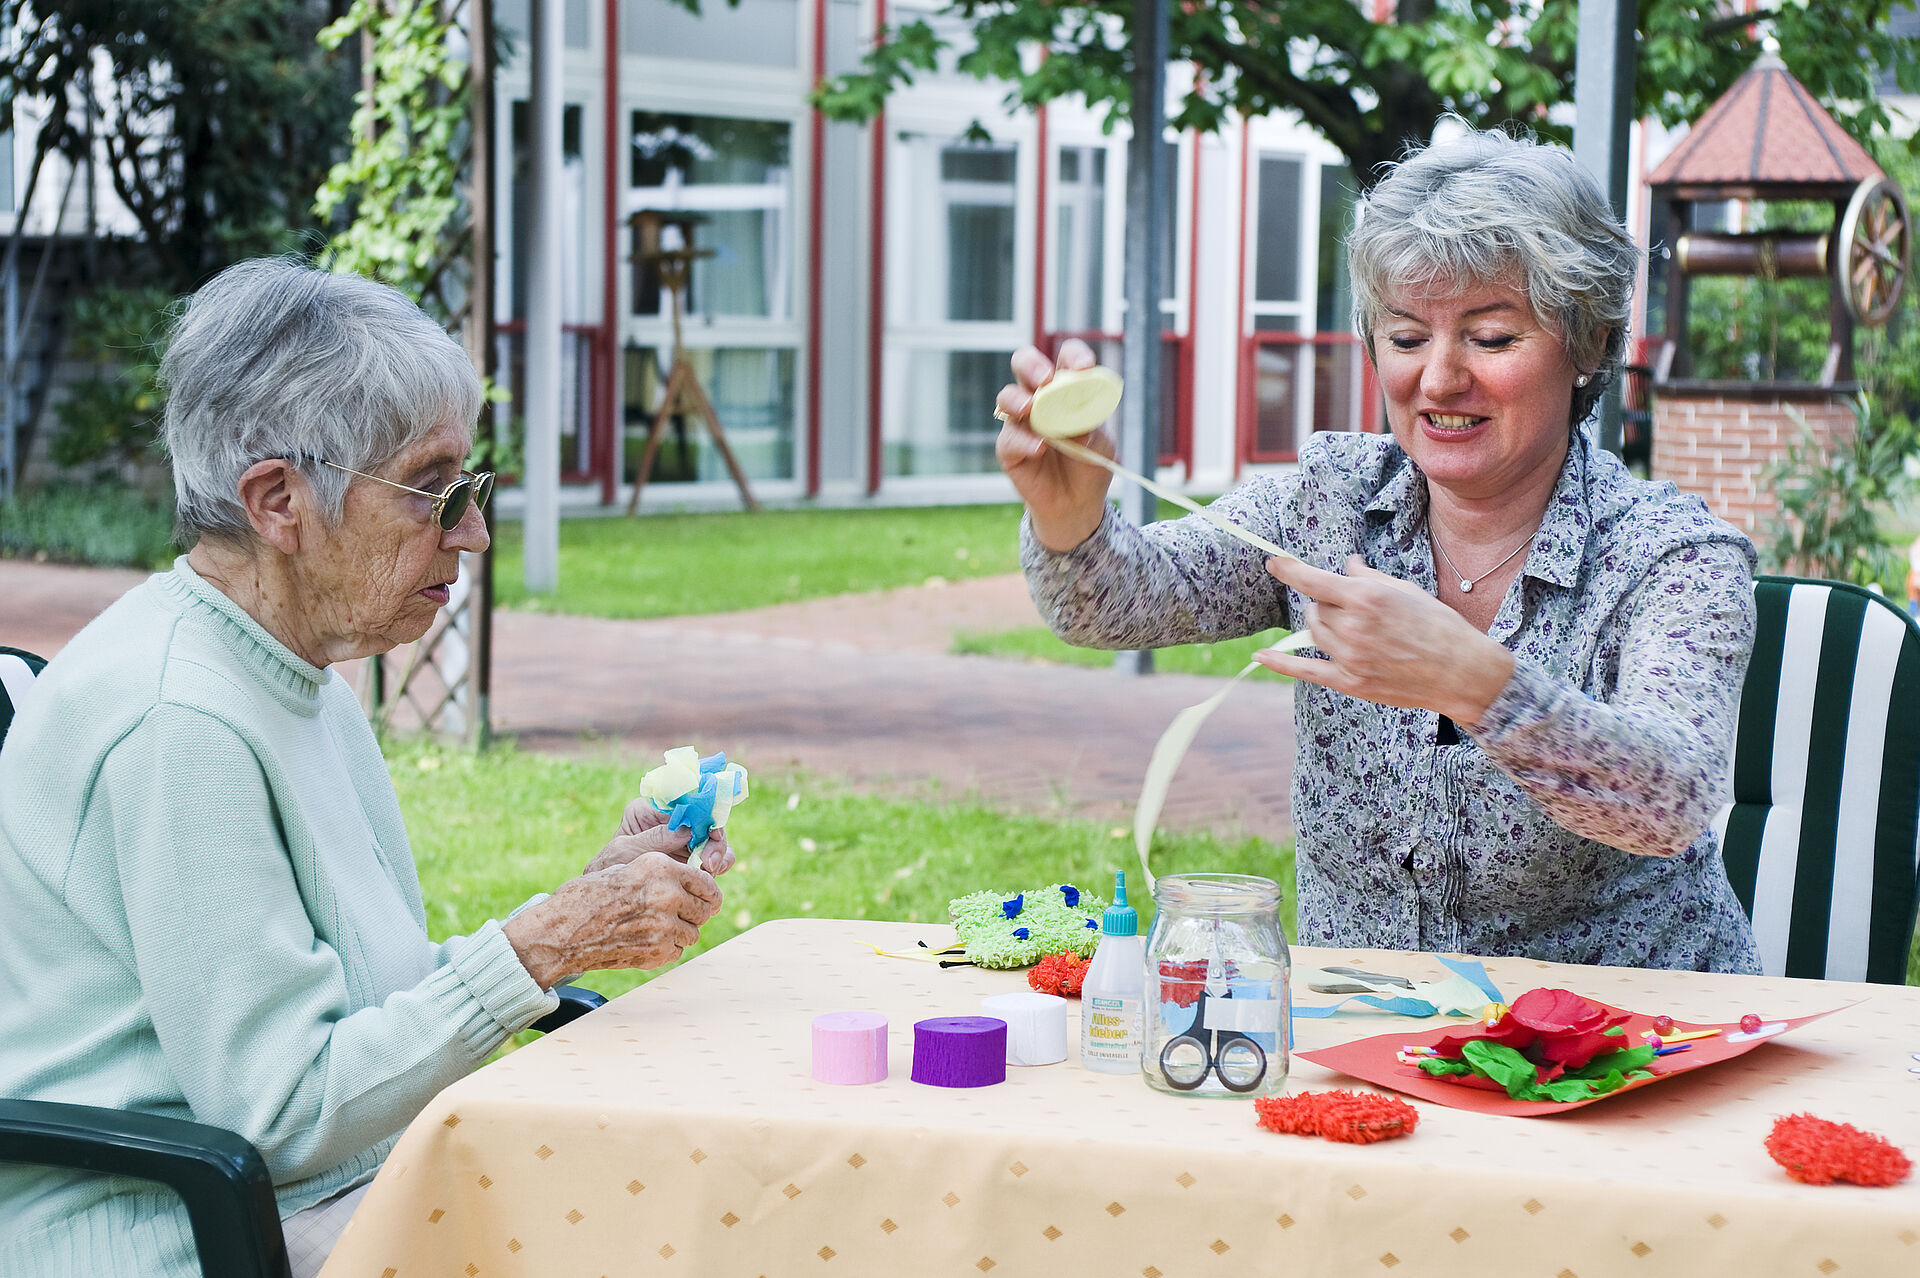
[1347,126,1639,429]
[161,258,483,545]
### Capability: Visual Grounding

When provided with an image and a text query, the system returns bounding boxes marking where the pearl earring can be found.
[1575,374,1592,387]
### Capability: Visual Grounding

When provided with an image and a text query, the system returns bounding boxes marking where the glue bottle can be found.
[1080,870,1145,1074]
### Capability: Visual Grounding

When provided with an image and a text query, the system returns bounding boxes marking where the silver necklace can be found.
[1430,525,1536,594]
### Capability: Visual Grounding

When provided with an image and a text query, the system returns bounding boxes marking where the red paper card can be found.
[1297,1001,1856,1116]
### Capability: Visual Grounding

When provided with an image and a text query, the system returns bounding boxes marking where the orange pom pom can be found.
[1255,1090,1418,1144]
[1028,953,1089,998]
[1766,1114,1911,1187]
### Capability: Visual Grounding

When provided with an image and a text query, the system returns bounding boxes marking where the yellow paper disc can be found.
[1028,366,1125,439]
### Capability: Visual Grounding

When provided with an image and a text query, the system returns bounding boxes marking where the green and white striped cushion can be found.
[0,646,47,750]
[1710,578,1920,983]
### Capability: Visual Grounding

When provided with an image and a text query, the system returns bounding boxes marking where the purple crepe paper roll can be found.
[911,1016,1008,1088]
[812,1011,889,1085]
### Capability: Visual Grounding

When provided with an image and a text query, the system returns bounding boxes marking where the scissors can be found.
[1157,988,1271,1093]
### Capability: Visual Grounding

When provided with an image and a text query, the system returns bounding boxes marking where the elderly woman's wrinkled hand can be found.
[1256,555,1517,726]
[505,852,724,988]
[587,820,735,878]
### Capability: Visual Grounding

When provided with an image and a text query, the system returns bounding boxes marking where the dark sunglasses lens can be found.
[473,472,494,513]
[439,480,474,530]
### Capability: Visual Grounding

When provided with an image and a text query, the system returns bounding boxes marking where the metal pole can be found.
[471,0,498,748]
[1573,0,1638,455]
[1116,0,1169,677]
[523,0,565,593]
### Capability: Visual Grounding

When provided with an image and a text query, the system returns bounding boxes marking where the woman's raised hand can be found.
[994,339,1115,552]
[1257,555,1516,725]
[602,797,736,876]
[504,853,724,989]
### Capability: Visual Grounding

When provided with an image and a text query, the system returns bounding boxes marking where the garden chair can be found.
[1711,577,1920,983]
[0,646,606,1278]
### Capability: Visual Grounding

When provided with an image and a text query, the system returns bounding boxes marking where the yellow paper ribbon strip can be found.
[1044,434,1299,562]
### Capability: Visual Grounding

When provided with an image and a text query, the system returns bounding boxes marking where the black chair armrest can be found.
[530,982,606,1034]
[0,1098,290,1278]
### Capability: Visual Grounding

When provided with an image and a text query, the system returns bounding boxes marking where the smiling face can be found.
[1373,278,1581,505]
[293,418,489,662]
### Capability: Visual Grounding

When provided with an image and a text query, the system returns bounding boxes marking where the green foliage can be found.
[0,483,178,569]
[48,287,173,471]
[811,1,1920,182]
[386,738,1295,1002]
[0,1,351,288]
[1764,396,1918,586]
[315,0,473,317]
[490,505,1027,617]
[953,624,1293,680]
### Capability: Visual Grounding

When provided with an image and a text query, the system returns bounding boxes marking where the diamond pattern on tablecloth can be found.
[976,1259,996,1271]
[626,1180,645,1195]
[1818,1263,1839,1275]
[1555,1269,1577,1278]
[1107,1202,1126,1216]
[1143,1268,1163,1278]
[721,1212,740,1228]
[783,1184,802,1199]
[566,1209,583,1225]
[507,1239,522,1254]
[1009,1161,1028,1177]
[1043,1226,1062,1241]
[817,1245,836,1260]
[428,1209,445,1224]
[880,1219,898,1234]
[535,1144,554,1161]
[1523,1198,1544,1215]
[442,1114,461,1128]
[1900,1230,1918,1246]
[942,1191,960,1208]
[477,1175,493,1190]
[464,1265,478,1277]
[1347,1185,1367,1201]
[847,1153,866,1169]
[1209,1240,1229,1255]
[1450,1227,1469,1243]
[1630,1242,1651,1258]
[690,1149,707,1165]
[1277,1214,1295,1229]
[1380,1256,1399,1269]
[659,1243,676,1259]
[1176,1172,1196,1188]
[1708,1215,1727,1230]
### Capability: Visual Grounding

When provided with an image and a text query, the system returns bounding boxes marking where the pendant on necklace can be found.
[1459,579,1474,593]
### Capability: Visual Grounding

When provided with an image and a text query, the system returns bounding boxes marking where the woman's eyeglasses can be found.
[318,460,494,531]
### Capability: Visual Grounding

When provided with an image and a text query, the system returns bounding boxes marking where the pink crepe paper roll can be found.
[911,1016,1008,1088]
[811,1011,889,1085]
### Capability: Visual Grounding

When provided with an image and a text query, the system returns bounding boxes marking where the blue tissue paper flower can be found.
[1001,893,1024,919]
[1060,885,1081,907]
[1013,927,1030,940]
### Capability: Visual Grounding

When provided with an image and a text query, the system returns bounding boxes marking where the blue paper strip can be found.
[1290,994,1440,1020]
[1435,954,1505,1005]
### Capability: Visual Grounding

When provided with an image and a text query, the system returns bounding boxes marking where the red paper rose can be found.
[1430,988,1630,1079]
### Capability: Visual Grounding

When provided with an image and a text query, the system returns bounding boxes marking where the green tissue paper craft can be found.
[947,884,1107,969]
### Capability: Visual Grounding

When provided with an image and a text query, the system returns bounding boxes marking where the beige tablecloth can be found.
[320,919,1920,1278]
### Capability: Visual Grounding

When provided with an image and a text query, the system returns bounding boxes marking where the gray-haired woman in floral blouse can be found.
[995,127,1760,973]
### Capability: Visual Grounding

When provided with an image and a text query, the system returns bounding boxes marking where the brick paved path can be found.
[1,560,1295,841]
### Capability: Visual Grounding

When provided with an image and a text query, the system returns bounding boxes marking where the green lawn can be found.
[490,505,1028,618]
[953,625,1295,679]
[387,737,1296,1009]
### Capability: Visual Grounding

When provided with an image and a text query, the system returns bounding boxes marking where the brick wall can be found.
[1649,391,1858,537]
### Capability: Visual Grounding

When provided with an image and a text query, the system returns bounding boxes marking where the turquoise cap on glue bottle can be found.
[1101,870,1139,937]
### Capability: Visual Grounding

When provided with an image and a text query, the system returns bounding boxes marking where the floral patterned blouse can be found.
[1021,429,1762,973]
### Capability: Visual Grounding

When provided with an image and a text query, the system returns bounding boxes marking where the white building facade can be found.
[491,0,1380,509]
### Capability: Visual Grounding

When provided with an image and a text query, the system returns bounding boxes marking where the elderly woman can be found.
[0,259,731,1275]
[998,127,1760,973]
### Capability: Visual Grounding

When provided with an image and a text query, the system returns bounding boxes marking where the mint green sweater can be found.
[0,560,557,1275]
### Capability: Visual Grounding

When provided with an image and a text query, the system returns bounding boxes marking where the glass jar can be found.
[1143,873,1290,1098]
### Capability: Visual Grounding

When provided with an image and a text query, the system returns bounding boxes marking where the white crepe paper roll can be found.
[981,991,1069,1066]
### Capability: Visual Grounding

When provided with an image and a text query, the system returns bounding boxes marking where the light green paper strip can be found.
[1046,435,1299,562]
[1131,638,1311,892]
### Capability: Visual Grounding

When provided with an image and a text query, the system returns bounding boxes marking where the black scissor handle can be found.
[1212,1033,1268,1093]
[1158,1033,1213,1091]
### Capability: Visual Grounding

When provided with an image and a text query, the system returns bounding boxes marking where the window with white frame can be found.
[626,110,798,484]
[883,133,1025,477]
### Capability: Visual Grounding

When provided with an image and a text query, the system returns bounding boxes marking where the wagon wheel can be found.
[1837,176,1911,327]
